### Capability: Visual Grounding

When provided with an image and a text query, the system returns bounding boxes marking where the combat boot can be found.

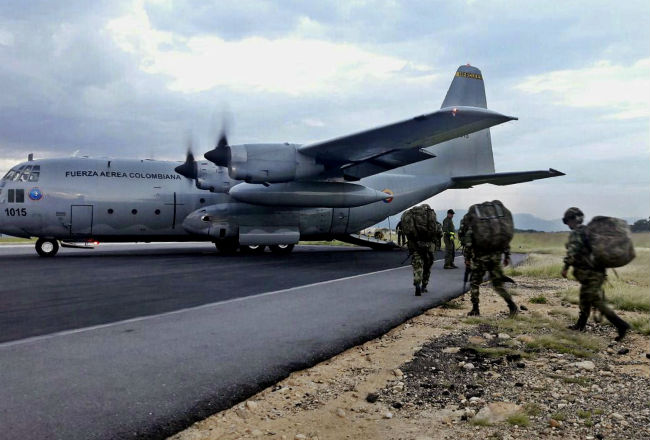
[610,315,630,342]
[421,283,428,293]
[467,303,480,316]
[567,313,588,331]
[414,284,421,296]
[506,299,519,317]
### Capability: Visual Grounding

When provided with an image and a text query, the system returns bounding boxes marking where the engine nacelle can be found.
[228,143,324,183]
[194,164,233,193]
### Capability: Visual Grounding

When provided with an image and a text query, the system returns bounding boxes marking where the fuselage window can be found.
[28,165,40,182]
[200,198,206,204]
[18,166,32,182]
[155,209,161,215]
[15,189,24,203]
[131,209,137,215]
[12,166,25,181]
[7,189,14,203]
[108,208,114,214]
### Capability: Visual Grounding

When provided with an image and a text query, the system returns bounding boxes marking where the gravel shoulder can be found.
[169,275,650,440]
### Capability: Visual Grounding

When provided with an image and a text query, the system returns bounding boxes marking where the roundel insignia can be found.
[29,188,43,201]
[382,189,394,203]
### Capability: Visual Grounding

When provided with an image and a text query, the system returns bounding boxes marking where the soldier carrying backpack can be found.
[400,204,442,296]
[561,207,632,341]
[464,200,519,317]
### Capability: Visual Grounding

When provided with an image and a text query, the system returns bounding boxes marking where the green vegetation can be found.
[529,295,547,304]
[506,412,530,427]
[551,411,567,421]
[523,402,542,417]
[467,345,524,358]
[628,315,650,335]
[0,237,35,244]
[577,410,591,419]
[299,240,355,246]
[463,312,604,358]
[440,299,464,309]
[470,417,492,427]
[548,373,591,386]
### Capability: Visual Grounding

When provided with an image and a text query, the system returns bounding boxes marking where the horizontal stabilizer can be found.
[450,169,565,188]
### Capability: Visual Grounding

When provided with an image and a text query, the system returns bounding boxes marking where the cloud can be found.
[515,58,650,120]
[106,2,437,95]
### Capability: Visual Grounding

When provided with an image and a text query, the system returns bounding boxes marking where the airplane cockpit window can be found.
[28,165,40,182]
[2,170,15,180]
[18,165,32,182]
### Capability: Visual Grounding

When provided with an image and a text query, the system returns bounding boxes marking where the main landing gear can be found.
[35,238,59,257]
[214,240,295,255]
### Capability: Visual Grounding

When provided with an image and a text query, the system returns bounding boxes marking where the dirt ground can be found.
[169,276,649,440]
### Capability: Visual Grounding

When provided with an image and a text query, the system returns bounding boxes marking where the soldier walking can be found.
[464,201,518,317]
[561,207,630,341]
[442,209,457,269]
[400,204,441,296]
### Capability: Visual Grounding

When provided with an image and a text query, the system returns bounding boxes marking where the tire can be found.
[215,238,239,255]
[269,244,295,254]
[240,244,266,254]
[35,238,59,257]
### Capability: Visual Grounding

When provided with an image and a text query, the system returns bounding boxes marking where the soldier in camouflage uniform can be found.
[442,209,458,269]
[561,207,630,341]
[464,227,518,317]
[407,205,437,296]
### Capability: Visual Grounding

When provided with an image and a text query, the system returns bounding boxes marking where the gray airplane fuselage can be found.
[0,155,451,243]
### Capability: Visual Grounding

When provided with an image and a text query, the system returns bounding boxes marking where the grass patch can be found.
[440,300,464,309]
[507,412,530,427]
[468,345,524,358]
[470,417,492,427]
[554,374,591,386]
[299,240,356,247]
[0,237,35,244]
[577,410,591,419]
[526,332,601,358]
[506,253,564,279]
[593,408,604,415]
[551,411,567,421]
[530,295,548,304]
[629,315,650,335]
[523,402,542,417]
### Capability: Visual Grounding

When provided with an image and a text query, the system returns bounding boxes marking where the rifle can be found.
[463,261,471,292]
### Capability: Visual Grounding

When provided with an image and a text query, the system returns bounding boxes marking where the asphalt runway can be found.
[0,243,522,440]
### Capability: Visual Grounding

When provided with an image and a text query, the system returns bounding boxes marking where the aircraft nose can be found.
[181,210,212,236]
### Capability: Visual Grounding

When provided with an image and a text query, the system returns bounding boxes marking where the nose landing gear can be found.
[35,238,59,257]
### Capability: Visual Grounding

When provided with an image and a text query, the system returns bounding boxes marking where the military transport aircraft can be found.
[0,65,562,257]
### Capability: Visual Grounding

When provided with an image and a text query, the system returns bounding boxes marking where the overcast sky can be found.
[1,0,648,219]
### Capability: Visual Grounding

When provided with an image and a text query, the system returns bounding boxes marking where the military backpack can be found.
[585,216,635,268]
[466,200,514,252]
[400,205,441,244]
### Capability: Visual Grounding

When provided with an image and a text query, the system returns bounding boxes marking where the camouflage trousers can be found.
[469,252,513,305]
[412,249,434,286]
[444,236,455,267]
[573,268,621,325]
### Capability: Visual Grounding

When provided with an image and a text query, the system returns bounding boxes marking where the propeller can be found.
[174,136,198,179]
[204,112,231,167]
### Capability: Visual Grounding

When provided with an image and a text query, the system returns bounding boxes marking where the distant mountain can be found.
[373,211,643,233]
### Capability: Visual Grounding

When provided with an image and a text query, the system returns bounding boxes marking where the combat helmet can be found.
[562,207,584,225]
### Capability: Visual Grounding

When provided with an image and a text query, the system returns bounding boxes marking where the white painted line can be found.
[1,261,446,349]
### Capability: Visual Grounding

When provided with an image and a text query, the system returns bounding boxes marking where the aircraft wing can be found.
[298,106,516,179]
[449,169,565,188]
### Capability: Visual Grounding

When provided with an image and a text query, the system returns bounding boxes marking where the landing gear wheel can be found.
[269,244,295,254]
[240,245,266,254]
[36,238,59,257]
[215,238,239,255]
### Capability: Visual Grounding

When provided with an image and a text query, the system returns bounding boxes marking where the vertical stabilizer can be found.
[441,65,487,109]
